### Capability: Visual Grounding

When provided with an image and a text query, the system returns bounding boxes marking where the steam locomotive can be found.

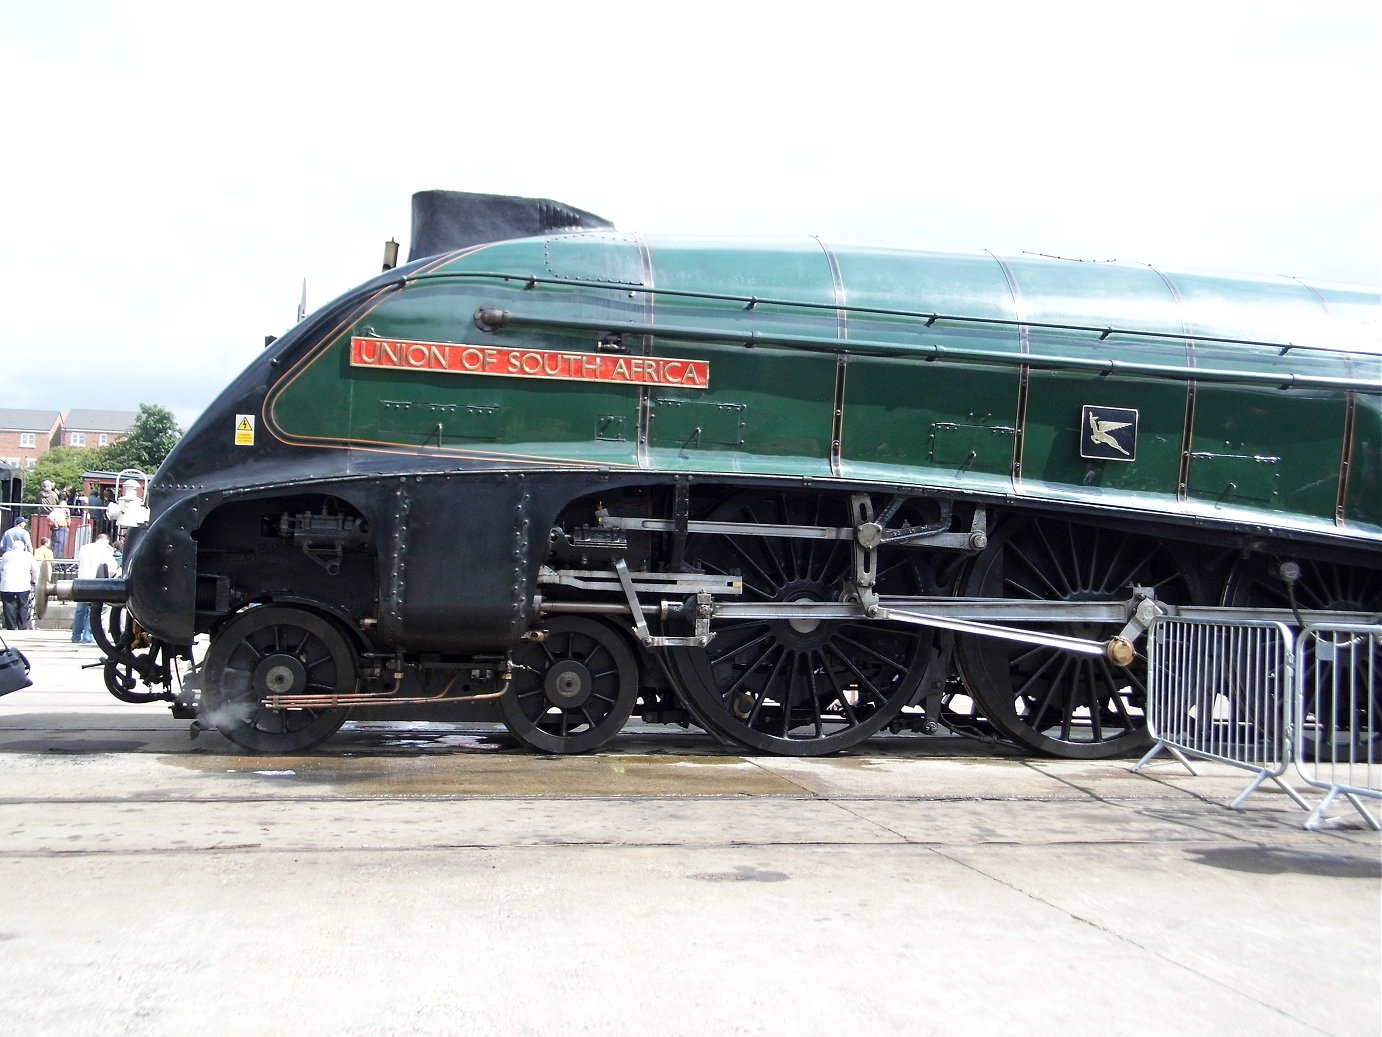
[68,192,1382,758]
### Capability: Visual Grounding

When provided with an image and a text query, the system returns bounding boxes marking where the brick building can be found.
[0,409,61,469]
[58,409,139,450]
[0,408,137,470]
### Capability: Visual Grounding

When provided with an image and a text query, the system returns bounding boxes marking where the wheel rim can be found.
[956,517,1197,758]
[1223,556,1381,755]
[667,492,932,755]
[499,616,637,754]
[201,606,354,753]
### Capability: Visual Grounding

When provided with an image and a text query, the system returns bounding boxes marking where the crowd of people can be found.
[2,477,136,638]
[1,517,37,630]
[1,516,118,640]
[32,480,121,559]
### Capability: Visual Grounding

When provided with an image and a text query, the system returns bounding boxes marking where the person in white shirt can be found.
[71,534,117,644]
[1,516,32,554]
[1,544,36,630]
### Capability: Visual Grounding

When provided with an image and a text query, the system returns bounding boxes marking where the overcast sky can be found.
[3,1,1378,430]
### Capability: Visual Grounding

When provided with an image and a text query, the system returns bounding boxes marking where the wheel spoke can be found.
[806,651,825,739]
[743,503,791,585]
[958,517,1194,758]
[1084,661,1104,742]
[668,492,930,754]
[720,538,780,598]
[1046,654,1077,740]
[499,617,637,754]
[833,680,862,727]
[720,642,779,705]
[1223,555,1381,740]
[779,651,798,738]
[745,645,786,730]
[1005,543,1067,600]
[822,640,885,708]
[1107,546,1159,596]
[700,555,775,601]
[833,629,914,675]
[1099,658,1135,725]
[708,624,775,667]
[806,496,824,582]
[202,607,355,753]
[1016,653,1064,732]
[1030,522,1074,598]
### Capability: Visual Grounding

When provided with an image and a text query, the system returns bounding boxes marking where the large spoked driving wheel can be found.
[499,616,638,754]
[1224,556,1381,758]
[667,492,933,755]
[955,517,1197,759]
[200,606,354,753]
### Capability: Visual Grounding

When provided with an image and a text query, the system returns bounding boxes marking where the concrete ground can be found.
[1,628,1378,1037]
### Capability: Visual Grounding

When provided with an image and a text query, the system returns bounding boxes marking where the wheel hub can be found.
[545,660,593,708]
[666,491,932,756]
[787,597,821,635]
[775,581,829,645]
[253,653,308,697]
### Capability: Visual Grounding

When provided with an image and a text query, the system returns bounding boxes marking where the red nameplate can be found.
[350,336,709,390]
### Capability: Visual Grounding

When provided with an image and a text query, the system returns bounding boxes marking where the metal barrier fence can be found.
[7,503,114,560]
[1133,616,1310,812]
[1293,623,1381,831]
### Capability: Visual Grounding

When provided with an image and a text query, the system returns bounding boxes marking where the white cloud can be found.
[1,0,1377,425]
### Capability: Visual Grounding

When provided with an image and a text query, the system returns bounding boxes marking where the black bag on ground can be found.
[0,634,32,696]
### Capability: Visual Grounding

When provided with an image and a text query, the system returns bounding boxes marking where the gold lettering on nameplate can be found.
[349,336,709,390]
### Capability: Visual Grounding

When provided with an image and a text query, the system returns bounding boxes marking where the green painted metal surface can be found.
[265,233,1382,542]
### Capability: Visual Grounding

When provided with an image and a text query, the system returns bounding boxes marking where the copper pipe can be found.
[263,670,510,709]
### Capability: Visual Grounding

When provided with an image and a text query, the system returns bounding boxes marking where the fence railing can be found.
[1135,613,1381,830]
[1134,616,1310,810]
[1292,623,1381,831]
[3,503,117,560]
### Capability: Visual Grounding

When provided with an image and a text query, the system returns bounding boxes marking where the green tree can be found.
[22,446,91,504]
[92,404,182,474]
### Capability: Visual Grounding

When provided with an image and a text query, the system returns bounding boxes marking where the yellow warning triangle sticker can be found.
[234,413,256,446]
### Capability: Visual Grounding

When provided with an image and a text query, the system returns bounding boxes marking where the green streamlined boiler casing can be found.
[86,228,1382,758]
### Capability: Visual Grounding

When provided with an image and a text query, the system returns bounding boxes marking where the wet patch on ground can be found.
[2,738,150,754]
[689,865,791,882]
[160,752,811,798]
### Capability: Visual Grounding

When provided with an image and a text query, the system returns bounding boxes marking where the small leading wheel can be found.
[499,616,638,754]
[200,605,354,753]
[955,516,1198,759]
[667,492,933,756]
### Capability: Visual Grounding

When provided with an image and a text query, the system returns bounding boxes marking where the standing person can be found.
[39,481,62,556]
[33,537,54,565]
[1,542,36,630]
[82,487,101,540]
[72,533,116,644]
[1,516,32,554]
[49,486,73,559]
[100,487,118,540]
